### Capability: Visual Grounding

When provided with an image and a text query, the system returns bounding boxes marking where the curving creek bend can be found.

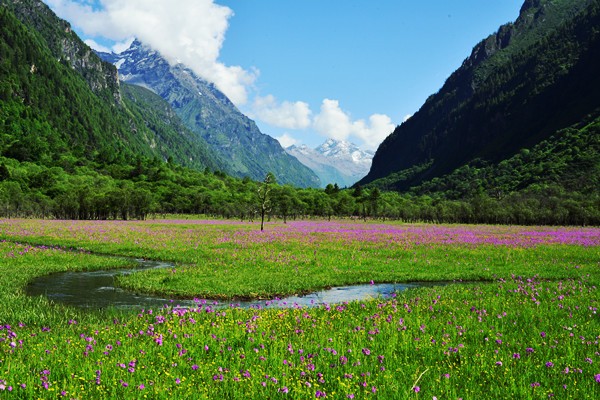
[26,258,444,310]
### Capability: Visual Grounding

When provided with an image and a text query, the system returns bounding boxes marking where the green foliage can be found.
[0,123,598,225]
[410,114,600,199]
[0,4,220,172]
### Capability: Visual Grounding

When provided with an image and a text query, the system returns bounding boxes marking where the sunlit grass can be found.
[1,219,598,299]
[0,219,598,398]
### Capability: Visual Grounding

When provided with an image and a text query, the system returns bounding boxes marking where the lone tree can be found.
[258,172,275,231]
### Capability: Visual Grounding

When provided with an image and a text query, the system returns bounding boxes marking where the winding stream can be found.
[26,259,437,310]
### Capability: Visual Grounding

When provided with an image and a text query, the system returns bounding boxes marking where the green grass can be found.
[0,218,598,398]
[1,219,598,299]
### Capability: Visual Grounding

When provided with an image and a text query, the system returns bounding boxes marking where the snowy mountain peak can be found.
[315,139,374,161]
[286,139,374,188]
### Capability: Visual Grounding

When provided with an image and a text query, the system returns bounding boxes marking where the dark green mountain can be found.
[0,0,219,170]
[360,0,600,193]
[404,113,600,198]
[1,0,120,103]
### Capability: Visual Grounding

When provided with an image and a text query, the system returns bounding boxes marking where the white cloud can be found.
[45,0,257,104]
[252,95,311,130]
[356,114,396,149]
[83,37,134,54]
[313,99,395,150]
[84,38,111,53]
[112,37,135,54]
[275,133,299,148]
[313,99,353,141]
[403,114,413,122]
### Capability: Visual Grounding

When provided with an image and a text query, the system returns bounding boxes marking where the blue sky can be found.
[44,0,523,150]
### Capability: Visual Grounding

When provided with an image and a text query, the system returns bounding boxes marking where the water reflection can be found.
[26,259,437,310]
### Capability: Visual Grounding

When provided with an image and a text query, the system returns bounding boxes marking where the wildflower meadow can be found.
[0,218,598,398]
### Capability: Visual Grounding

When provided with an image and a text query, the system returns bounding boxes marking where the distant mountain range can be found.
[97,40,320,188]
[286,139,374,188]
[360,0,600,195]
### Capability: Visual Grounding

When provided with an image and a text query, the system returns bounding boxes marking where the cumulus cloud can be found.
[403,114,413,122]
[313,99,395,150]
[45,0,257,104]
[252,95,312,130]
[313,99,352,141]
[275,133,299,149]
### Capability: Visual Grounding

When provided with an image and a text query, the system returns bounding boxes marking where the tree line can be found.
[1,155,598,226]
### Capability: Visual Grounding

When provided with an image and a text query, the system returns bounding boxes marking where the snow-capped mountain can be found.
[286,139,374,188]
[97,40,320,188]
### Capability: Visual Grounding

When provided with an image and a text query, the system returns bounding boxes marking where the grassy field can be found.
[0,218,598,398]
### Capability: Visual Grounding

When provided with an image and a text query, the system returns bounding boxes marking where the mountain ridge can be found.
[0,0,121,103]
[98,40,321,188]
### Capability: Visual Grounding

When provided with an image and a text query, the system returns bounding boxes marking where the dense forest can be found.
[1,144,599,225]
[0,2,228,172]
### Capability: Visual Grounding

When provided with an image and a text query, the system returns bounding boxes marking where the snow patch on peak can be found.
[114,59,125,69]
[286,139,374,188]
[316,139,374,161]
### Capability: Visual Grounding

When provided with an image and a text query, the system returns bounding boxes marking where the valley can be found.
[0,0,599,398]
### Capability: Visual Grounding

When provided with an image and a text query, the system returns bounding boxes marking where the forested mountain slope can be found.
[1,0,119,102]
[360,0,600,194]
[380,112,600,199]
[0,0,218,170]
[120,83,223,172]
